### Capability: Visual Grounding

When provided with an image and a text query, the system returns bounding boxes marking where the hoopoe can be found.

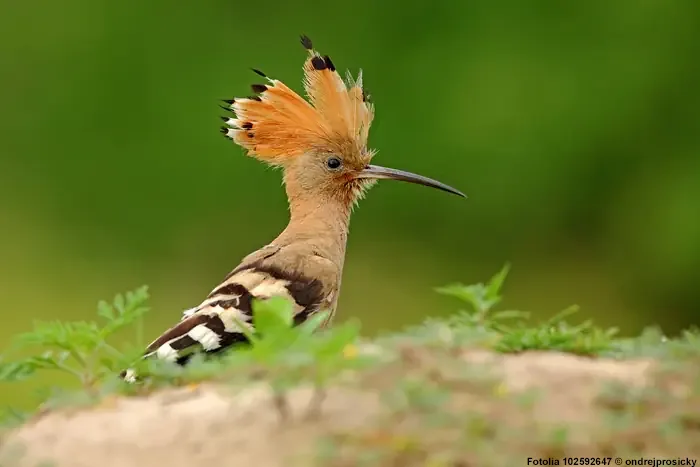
[122,36,464,381]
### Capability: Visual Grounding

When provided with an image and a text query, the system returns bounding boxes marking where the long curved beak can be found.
[356,165,466,198]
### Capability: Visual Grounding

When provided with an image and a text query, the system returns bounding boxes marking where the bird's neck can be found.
[273,188,352,266]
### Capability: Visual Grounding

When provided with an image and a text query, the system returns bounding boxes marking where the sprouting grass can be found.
[0,264,699,465]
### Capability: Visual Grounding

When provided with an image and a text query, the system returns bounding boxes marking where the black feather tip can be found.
[220,116,229,122]
[300,35,313,50]
[251,68,266,78]
[219,104,234,112]
[311,56,326,71]
[251,83,267,93]
[222,99,235,105]
[247,95,262,102]
[220,126,228,134]
[323,55,336,72]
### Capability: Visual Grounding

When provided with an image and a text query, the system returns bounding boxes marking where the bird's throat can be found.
[271,191,351,263]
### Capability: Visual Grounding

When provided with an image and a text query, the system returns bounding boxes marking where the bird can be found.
[121,35,465,382]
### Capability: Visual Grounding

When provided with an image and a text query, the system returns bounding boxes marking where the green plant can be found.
[0,286,149,392]
[433,264,619,356]
[225,296,371,419]
[1,266,700,465]
[0,288,373,423]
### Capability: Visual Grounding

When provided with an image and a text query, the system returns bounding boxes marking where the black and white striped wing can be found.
[133,263,325,371]
[142,283,253,363]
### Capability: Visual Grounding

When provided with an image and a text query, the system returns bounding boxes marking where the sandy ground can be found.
[0,349,666,467]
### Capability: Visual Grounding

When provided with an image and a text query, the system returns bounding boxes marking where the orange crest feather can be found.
[221,36,374,165]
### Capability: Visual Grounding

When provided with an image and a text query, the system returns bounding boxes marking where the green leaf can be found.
[434,283,480,304]
[491,309,529,321]
[0,360,37,382]
[486,263,510,301]
[435,265,512,317]
[113,293,126,314]
[544,304,580,326]
[97,301,114,321]
[25,351,69,370]
[252,296,294,336]
[99,286,149,337]
[297,310,331,335]
[16,321,101,354]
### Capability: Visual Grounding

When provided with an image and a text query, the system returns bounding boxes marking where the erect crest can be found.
[221,36,374,165]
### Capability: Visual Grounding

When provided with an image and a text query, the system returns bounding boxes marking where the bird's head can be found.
[221,36,465,208]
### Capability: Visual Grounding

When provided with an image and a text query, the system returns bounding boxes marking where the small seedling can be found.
[435,263,524,329]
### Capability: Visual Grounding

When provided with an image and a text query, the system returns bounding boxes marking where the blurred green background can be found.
[1,0,699,406]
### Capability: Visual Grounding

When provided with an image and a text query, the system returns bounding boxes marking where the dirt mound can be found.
[2,349,697,467]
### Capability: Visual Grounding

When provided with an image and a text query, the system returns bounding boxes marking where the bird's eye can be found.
[326,157,342,170]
